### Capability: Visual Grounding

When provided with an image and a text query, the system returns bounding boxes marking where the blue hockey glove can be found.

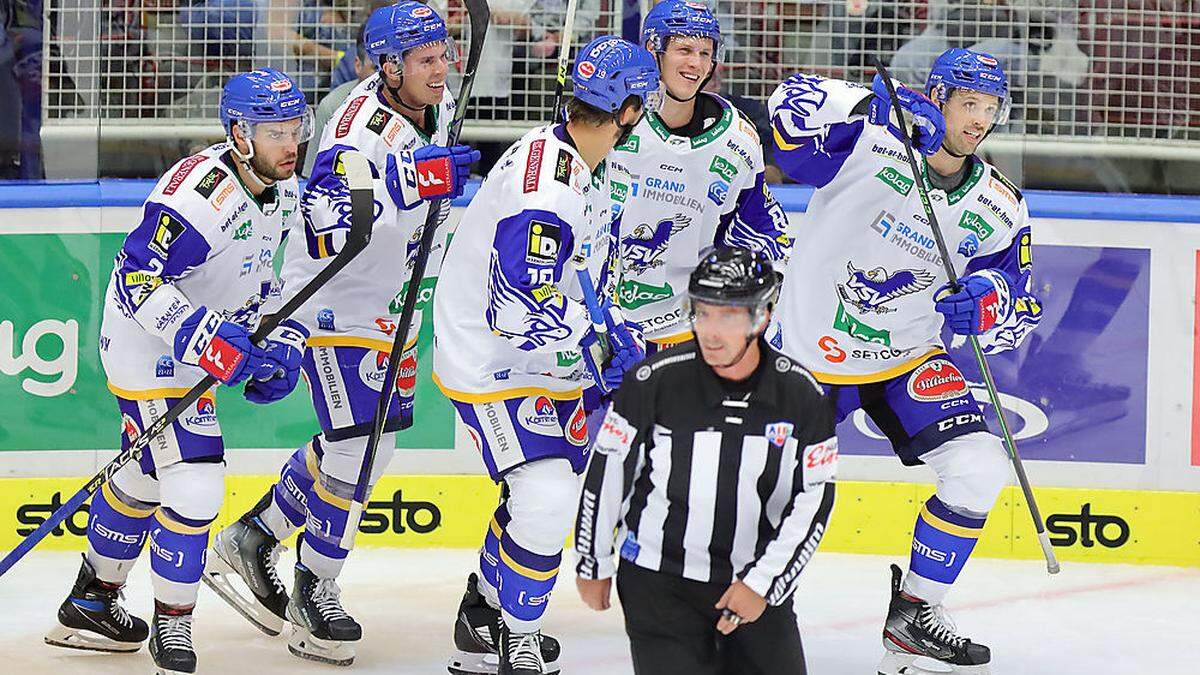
[581,305,645,394]
[935,269,1014,335]
[172,307,278,385]
[385,143,480,209]
[244,319,309,404]
[868,74,946,155]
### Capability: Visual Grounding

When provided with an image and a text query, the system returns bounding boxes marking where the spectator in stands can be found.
[328,1,394,91]
[301,19,377,177]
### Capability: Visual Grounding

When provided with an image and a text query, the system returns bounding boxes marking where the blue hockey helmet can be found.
[363,1,459,72]
[642,0,725,62]
[219,68,313,144]
[573,36,662,114]
[925,48,1011,126]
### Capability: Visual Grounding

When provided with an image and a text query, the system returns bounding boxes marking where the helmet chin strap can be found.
[384,66,429,113]
[229,134,276,191]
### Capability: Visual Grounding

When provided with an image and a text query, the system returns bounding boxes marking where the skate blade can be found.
[202,551,285,636]
[154,665,194,675]
[44,623,142,653]
[878,650,990,675]
[447,649,499,675]
[287,624,356,667]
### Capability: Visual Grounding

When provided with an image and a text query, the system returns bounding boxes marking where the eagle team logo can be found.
[837,261,936,314]
[621,214,691,273]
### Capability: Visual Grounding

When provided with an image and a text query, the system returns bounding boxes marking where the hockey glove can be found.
[581,305,645,394]
[172,307,279,385]
[868,74,946,155]
[935,269,1014,335]
[244,319,309,404]
[385,143,481,210]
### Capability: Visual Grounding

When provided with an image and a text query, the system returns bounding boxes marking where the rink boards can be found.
[1,182,1199,567]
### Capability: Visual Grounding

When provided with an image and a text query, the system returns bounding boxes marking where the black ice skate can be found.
[499,622,550,675]
[45,554,149,653]
[286,563,361,666]
[879,564,990,675]
[203,494,289,635]
[447,573,561,675]
[149,602,196,675]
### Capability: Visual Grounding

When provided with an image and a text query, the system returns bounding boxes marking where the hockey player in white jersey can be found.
[201,2,479,667]
[433,36,659,675]
[616,0,790,352]
[44,68,312,675]
[768,50,1043,672]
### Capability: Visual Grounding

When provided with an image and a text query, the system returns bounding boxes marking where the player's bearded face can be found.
[398,42,451,107]
[940,90,1000,156]
[246,119,303,180]
[658,36,715,100]
[691,302,758,368]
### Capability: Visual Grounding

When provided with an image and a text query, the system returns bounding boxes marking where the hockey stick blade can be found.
[344,0,492,548]
[0,151,376,580]
[871,57,1059,575]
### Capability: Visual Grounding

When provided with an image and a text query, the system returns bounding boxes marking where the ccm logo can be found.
[1047,503,1130,549]
[936,413,984,432]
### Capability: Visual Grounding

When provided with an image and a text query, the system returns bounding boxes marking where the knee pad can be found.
[503,458,580,555]
[316,430,396,490]
[156,460,226,523]
[109,461,162,506]
[924,432,1010,516]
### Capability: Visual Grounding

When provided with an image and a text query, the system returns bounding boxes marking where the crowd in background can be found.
[1,0,1197,180]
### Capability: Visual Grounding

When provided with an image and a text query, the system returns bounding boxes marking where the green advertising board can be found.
[0,232,454,452]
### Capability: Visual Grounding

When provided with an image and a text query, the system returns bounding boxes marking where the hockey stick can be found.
[343,0,491,549]
[0,151,376,579]
[871,57,1059,575]
[551,0,581,123]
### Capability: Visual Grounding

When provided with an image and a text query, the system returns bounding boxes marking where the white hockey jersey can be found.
[281,73,454,353]
[612,93,791,344]
[768,73,1042,384]
[100,143,301,398]
[432,124,618,402]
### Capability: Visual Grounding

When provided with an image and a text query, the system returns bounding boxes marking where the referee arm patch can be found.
[594,406,635,457]
[801,436,838,490]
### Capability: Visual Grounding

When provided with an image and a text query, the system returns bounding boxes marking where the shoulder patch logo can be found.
[554,148,573,186]
[163,155,206,195]
[335,96,368,138]
[523,139,546,193]
[366,108,393,136]
[193,167,229,199]
[149,212,186,257]
[526,220,561,264]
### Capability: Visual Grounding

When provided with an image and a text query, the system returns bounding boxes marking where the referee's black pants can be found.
[616,560,807,675]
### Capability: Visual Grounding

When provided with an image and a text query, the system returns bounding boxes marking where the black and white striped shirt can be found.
[575,340,837,606]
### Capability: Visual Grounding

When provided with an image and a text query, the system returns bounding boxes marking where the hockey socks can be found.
[86,481,154,584]
[479,500,512,606]
[149,508,214,607]
[497,531,561,633]
[298,472,356,579]
[258,442,320,540]
[905,495,986,603]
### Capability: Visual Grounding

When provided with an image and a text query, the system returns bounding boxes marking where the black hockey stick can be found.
[551,0,581,123]
[344,0,491,547]
[0,152,376,579]
[871,57,1059,574]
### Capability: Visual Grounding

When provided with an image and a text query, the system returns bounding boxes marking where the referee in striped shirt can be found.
[574,249,837,675]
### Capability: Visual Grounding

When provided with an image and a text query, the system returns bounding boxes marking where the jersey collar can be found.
[695,338,779,410]
[644,94,733,150]
[920,155,984,205]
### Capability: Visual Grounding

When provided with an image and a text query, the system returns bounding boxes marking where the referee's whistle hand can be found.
[715,581,767,635]
[577,576,613,611]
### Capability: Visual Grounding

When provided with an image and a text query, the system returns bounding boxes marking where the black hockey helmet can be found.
[688,247,780,310]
